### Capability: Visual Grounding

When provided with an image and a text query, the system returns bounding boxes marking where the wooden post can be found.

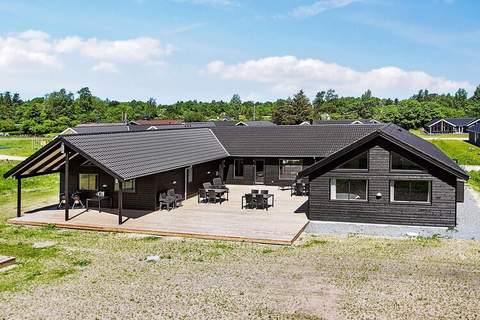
[64,150,69,221]
[118,181,123,225]
[17,177,21,217]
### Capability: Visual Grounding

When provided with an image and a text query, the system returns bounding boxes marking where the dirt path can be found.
[0,154,27,161]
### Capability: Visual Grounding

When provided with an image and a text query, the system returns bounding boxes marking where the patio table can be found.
[86,196,112,213]
[206,188,229,201]
[241,193,274,209]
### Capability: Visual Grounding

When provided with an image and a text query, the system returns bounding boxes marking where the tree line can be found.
[0,86,479,135]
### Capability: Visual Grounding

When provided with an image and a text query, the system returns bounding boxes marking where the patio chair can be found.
[57,192,68,209]
[203,182,212,190]
[251,189,259,194]
[208,189,220,204]
[198,189,207,203]
[243,193,255,209]
[159,192,175,211]
[212,177,224,188]
[167,188,183,206]
[255,194,268,210]
[261,190,269,195]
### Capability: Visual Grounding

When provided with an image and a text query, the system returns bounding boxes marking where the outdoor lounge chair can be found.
[243,193,255,209]
[203,182,212,190]
[198,189,207,203]
[212,177,226,189]
[167,188,183,206]
[159,192,175,211]
[208,189,221,204]
[255,194,268,210]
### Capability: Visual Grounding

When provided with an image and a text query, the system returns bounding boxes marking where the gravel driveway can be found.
[306,187,480,240]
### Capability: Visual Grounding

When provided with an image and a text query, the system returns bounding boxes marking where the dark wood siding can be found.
[308,138,458,227]
[456,180,464,203]
[225,157,316,186]
[60,155,223,211]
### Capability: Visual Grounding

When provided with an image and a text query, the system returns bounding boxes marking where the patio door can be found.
[253,159,265,184]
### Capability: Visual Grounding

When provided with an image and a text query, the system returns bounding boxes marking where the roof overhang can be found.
[299,130,469,180]
[425,119,457,128]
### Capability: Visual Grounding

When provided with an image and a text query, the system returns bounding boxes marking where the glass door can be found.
[254,159,265,184]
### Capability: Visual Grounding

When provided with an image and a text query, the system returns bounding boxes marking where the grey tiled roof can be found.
[236,121,276,126]
[468,123,480,133]
[299,124,468,179]
[63,128,228,180]
[212,125,382,157]
[71,124,131,134]
[424,118,479,128]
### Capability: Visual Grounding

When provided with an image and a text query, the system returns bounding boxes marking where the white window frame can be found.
[330,178,368,201]
[233,159,244,178]
[390,151,424,172]
[336,151,369,171]
[390,180,431,204]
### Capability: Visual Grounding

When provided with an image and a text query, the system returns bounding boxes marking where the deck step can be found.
[0,256,16,269]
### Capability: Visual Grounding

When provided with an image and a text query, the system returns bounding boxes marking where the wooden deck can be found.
[0,256,15,269]
[9,185,309,245]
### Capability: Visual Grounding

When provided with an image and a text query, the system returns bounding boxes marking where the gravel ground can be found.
[1,233,480,319]
[307,186,480,240]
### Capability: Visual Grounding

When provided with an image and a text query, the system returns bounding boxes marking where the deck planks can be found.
[8,185,309,245]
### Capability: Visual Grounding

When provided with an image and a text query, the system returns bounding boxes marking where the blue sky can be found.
[0,0,478,102]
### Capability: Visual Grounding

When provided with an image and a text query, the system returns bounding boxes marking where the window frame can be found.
[335,151,369,172]
[389,151,425,173]
[115,179,136,193]
[278,159,303,181]
[78,173,98,192]
[329,178,369,202]
[389,179,432,204]
[233,159,244,178]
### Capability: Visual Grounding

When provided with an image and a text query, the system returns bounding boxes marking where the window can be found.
[115,179,136,192]
[391,152,423,171]
[338,152,368,170]
[79,173,98,191]
[330,178,368,201]
[390,180,431,203]
[234,159,244,178]
[279,159,303,180]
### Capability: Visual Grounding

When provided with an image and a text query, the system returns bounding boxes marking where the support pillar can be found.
[64,150,69,221]
[118,181,123,225]
[17,177,21,217]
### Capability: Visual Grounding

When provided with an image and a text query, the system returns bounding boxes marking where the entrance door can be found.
[253,159,265,184]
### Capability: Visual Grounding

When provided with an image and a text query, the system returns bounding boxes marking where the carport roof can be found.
[4,128,229,181]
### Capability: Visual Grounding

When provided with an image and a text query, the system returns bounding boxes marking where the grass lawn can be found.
[410,128,469,139]
[431,140,480,165]
[0,135,479,319]
[468,171,480,192]
[0,136,50,157]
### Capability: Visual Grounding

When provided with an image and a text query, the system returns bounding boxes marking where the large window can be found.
[234,159,244,178]
[391,152,423,171]
[330,178,368,201]
[79,173,98,191]
[279,159,303,180]
[390,180,431,203]
[115,179,136,192]
[338,152,368,170]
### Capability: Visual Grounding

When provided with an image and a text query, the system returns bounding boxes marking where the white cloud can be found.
[0,30,173,73]
[0,30,61,71]
[291,0,359,18]
[205,55,473,97]
[91,62,119,74]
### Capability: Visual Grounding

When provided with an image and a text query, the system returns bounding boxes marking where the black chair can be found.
[251,189,259,194]
[212,177,224,188]
[159,192,175,211]
[243,193,255,209]
[255,194,268,210]
[71,192,84,209]
[208,189,220,204]
[261,190,269,195]
[198,189,207,203]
